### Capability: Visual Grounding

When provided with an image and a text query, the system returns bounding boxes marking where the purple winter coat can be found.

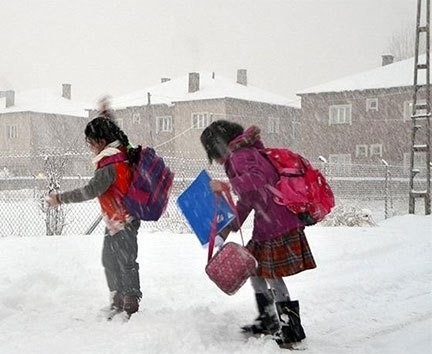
[224,140,304,242]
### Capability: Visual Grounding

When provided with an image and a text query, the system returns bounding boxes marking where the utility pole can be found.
[409,0,431,215]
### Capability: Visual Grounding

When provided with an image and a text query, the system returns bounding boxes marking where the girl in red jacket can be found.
[46,116,142,318]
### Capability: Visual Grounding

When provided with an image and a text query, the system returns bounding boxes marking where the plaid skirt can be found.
[246,229,316,279]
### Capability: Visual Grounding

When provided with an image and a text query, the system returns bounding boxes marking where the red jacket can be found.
[96,154,132,223]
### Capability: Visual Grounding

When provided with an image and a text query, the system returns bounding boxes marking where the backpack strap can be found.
[278,167,304,177]
[265,184,297,206]
[207,194,220,262]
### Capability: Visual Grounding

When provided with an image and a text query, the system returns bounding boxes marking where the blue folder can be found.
[177,170,236,246]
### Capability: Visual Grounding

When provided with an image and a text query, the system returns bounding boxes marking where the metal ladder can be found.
[409,0,431,214]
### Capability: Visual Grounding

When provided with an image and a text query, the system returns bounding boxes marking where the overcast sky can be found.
[0,0,417,104]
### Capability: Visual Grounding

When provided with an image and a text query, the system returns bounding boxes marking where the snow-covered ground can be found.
[0,215,430,354]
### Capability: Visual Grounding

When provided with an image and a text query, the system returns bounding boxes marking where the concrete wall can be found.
[111,97,300,159]
[0,111,88,175]
[0,112,32,154]
[298,87,427,164]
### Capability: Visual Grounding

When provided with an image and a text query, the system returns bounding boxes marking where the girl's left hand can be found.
[45,193,60,208]
[214,235,225,249]
[209,179,228,193]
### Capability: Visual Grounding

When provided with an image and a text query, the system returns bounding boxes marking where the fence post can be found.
[31,174,36,198]
[318,156,329,176]
[382,159,391,219]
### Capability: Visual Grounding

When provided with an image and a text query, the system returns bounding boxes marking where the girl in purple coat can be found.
[200,120,316,348]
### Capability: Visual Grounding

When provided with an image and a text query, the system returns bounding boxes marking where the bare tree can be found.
[43,154,67,235]
[388,23,428,62]
[34,114,87,235]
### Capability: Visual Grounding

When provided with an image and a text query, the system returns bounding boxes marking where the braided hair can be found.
[85,117,141,164]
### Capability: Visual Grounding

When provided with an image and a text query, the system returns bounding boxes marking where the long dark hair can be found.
[85,117,141,164]
[200,120,244,163]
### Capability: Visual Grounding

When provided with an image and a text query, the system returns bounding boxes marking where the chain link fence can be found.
[0,154,428,237]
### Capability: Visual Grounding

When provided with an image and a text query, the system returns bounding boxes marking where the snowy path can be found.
[0,215,430,353]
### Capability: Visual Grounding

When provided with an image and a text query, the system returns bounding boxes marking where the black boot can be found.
[110,291,124,311]
[123,294,140,316]
[275,300,306,347]
[242,292,280,335]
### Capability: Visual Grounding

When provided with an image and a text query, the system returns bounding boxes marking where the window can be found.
[7,125,17,139]
[191,112,212,129]
[366,98,378,112]
[156,116,173,133]
[267,117,280,134]
[404,152,427,169]
[404,99,426,120]
[329,104,352,125]
[132,113,141,124]
[329,154,352,175]
[403,152,428,175]
[355,144,368,157]
[370,144,383,157]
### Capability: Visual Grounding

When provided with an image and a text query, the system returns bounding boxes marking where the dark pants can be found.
[102,220,142,298]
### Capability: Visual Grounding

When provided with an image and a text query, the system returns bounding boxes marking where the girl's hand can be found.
[214,235,225,249]
[45,193,60,208]
[209,179,228,193]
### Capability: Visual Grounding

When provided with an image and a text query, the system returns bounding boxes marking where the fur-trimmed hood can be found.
[228,126,264,151]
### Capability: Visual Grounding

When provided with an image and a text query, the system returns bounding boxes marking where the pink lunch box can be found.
[205,242,257,295]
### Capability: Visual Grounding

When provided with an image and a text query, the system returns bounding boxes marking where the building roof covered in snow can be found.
[111,71,299,109]
[0,85,90,117]
[297,53,428,95]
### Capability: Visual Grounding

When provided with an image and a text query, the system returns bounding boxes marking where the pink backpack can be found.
[261,148,335,225]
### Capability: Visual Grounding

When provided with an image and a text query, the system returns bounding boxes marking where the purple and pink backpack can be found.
[100,147,174,221]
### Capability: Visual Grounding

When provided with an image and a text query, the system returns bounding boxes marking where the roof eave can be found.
[297,84,414,96]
